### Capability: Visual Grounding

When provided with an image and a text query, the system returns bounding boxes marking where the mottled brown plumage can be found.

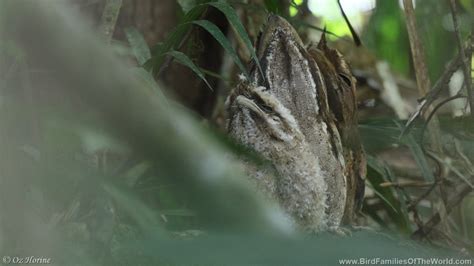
[308,35,366,224]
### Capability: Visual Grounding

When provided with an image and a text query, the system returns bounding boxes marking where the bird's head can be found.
[227,82,304,154]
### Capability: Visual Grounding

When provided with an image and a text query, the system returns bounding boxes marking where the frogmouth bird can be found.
[226,15,366,232]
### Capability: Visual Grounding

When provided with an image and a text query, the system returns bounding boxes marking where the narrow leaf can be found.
[167,50,213,91]
[192,20,249,79]
[124,27,151,65]
[200,68,228,82]
[264,0,280,14]
[367,181,398,214]
[383,161,410,227]
[404,134,435,182]
[367,155,411,232]
[366,156,398,213]
[177,0,198,13]
[208,1,264,79]
[145,5,208,73]
[396,122,435,182]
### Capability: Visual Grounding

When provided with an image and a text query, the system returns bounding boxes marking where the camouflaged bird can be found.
[226,15,366,232]
[308,36,366,224]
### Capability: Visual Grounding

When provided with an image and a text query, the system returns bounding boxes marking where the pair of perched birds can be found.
[226,15,366,232]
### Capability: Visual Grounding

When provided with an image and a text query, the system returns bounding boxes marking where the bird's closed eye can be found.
[271,115,281,123]
[339,73,352,87]
[253,97,274,114]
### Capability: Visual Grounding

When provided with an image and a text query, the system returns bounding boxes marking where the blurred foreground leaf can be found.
[124,27,151,65]
[0,1,470,264]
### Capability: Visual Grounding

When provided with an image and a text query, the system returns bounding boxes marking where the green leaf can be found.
[124,27,151,65]
[145,5,208,73]
[381,158,410,229]
[404,134,435,182]
[264,0,280,14]
[192,20,249,79]
[396,122,435,182]
[358,118,401,154]
[130,67,169,106]
[208,1,264,79]
[177,0,198,13]
[369,183,398,214]
[366,156,398,213]
[166,50,213,91]
[200,68,228,82]
[366,155,411,233]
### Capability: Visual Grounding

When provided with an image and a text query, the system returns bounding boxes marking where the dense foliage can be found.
[1,0,473,264]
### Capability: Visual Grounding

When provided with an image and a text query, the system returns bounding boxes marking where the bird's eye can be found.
[339,73,352,87]
[253,96,273,113]
[271,115,281,123]
[259,103,273,113]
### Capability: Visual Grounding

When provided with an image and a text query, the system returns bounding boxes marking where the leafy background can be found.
[0,0,473,265]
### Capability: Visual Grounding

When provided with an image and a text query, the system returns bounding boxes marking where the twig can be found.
[403,0,431,96]
[424,46,468,104]
[337,0,361,46]
[402,45,468,136]
[402,0,443,153]
[426,151,474,190]
[407,152,447,212]
[411,183,473,239]
[291,20,351,42]
[449,0,474,121]
[420,94,466,144]
[100,0,123,43]
[407,180,442,211]
[380,180,434,188]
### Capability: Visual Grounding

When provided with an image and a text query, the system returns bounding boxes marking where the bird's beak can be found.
[235,95,267,118]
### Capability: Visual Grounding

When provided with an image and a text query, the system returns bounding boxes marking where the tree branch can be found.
[411,183,473,240]
[402,0,443,153]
